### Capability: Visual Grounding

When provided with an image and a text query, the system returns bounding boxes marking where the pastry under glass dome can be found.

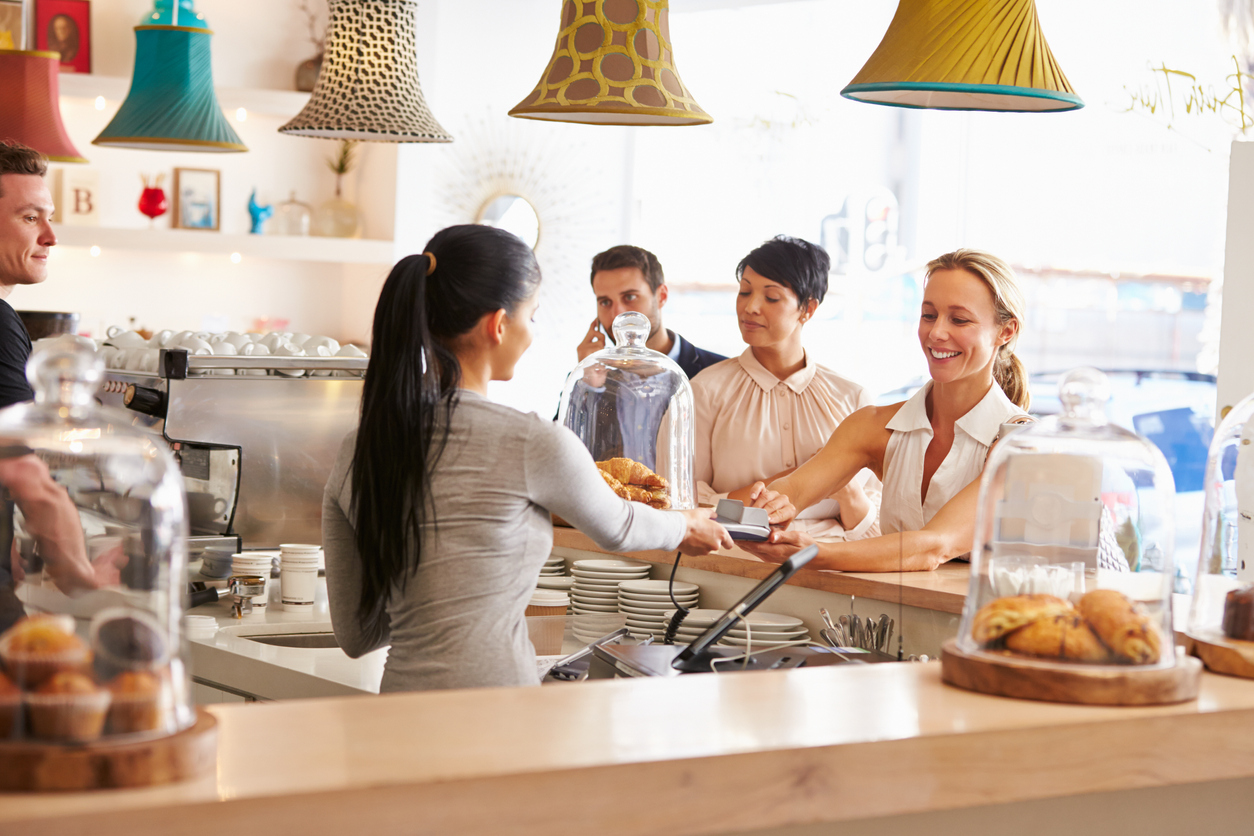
[955,368,1178,669]
[1187,389,1254,669]
[557,312,695,511]
[0,336,192,743]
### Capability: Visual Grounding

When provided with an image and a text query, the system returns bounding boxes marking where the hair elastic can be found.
[422,252,437,276]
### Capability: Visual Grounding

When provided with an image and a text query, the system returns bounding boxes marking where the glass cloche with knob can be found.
[1187,390,1254,677]
[557,312,695,511]
[0,336,193,750]
[951,368,1183,686]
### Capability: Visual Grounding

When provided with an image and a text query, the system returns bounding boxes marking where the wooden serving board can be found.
[1191,634,1254,679]
[941,639,1202,706]
[0,706,217,791]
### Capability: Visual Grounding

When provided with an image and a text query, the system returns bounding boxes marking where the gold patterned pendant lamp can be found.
[509,0,711,126]
[841,0,1083,112]
[280,0,452,142]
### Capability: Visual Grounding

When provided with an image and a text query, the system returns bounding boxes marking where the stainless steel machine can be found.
[99,349,365,551]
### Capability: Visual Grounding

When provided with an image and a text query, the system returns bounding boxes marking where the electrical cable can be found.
[662,550,689,644]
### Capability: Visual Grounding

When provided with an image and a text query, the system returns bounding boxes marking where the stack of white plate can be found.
[664,609,811,649]
[540,555,566,577]
[618,579,699,638]
[569,558,651,616]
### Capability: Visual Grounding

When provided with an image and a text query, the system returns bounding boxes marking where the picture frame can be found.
[173,168,221,231]
[35,0,90,74]
[0,0,24,50]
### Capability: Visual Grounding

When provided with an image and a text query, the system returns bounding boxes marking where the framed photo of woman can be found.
[173,168,221,231]
[35,0,90,73]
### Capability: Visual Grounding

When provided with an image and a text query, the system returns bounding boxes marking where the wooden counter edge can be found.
[552,526,967,614]
[11,701,1254,836]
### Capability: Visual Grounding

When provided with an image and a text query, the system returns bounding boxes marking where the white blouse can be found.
[880,380,1027,534]
[693,348,880,540]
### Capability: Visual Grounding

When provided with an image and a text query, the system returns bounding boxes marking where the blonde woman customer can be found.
[741,248,1030,572]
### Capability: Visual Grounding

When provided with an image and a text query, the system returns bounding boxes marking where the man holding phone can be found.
[575,245,725,380]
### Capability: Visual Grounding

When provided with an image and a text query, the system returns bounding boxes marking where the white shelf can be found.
[57,74,311,118]
[52,224,395,266]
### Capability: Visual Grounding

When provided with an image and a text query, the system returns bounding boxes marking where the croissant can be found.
[596,457,667,489]
[970,594,1075,645]
[1078,589,1162,664]
[599,469,629,498]
[1003,614,1112,663]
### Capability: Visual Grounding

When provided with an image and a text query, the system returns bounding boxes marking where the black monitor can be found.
[670,544,818,672]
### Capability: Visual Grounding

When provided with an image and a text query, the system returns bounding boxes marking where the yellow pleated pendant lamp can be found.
[509,0,711,126]
[842,0,1082,112]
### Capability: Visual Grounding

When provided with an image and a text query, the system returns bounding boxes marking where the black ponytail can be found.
[350,225,540,622]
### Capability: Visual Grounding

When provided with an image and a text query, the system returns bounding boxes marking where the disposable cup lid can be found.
[280,543,321,553]
[529,591,570,606]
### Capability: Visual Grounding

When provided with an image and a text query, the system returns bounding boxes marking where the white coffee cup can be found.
[104,329,147,348]
[303,336,340,355]
[176,336,214,354]
[272,341,306,376]
[287,333,312,347]
[231,553,275,610]
[336,344,367,358]
[147,329,175,348]
[258,333,287,352]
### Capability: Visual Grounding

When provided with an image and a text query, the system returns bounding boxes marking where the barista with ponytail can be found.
[740,249,1031,572]
[323,225,736,692]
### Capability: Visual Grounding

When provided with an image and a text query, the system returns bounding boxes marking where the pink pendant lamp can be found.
[0,0,86,162]
[0,51,87,162]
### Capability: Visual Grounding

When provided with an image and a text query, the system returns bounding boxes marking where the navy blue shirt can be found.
[0,300,33,408]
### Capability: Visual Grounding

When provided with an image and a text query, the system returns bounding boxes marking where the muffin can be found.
[91,609,169,681]
[0,614,92,688]
[106,670,162,734]
[26,671,110,742]
[0,670,20,739]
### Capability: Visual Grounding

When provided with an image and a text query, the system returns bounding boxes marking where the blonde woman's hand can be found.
[738,528,815,565]
[745,481,796,527]
[677,508,734,555]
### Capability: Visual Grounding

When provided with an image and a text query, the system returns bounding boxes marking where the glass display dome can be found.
[956,368,1178,669]
[1188,389,1254,664]
[557,312,695,510]
[0,336,191,744]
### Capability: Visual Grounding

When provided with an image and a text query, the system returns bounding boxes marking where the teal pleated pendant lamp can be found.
[93,0,246,152]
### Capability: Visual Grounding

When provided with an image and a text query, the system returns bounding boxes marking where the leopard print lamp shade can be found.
[509,0,711,126]
[279,0,452,142]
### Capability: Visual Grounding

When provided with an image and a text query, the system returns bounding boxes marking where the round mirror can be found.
[476,193,541,250]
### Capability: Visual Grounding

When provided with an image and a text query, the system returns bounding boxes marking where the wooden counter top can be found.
[553,526,970,614]
[6,663,1254,836]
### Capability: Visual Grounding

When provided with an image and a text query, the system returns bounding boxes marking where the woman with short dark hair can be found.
[692,235,881,542]
[323,225,739,692]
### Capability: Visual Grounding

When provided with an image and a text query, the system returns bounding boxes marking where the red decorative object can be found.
[138,174,167,227]
[35,0,90,74]
[0,50,87,162]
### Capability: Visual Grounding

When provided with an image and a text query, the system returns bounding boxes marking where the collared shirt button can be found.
[782,422,790,430]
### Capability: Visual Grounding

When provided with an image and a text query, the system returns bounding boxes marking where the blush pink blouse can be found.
[692,348,881,540]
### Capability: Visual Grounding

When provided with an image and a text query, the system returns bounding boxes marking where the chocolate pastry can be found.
[1077,589,1162,664]
[1004,614,1112,663]
[1223,585,1254,641]
[970,594,1075,645]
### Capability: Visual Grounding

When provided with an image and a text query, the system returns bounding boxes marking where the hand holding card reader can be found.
[715,498,771,541]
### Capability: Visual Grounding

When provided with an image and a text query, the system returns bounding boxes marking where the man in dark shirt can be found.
[573,245,725,380]
[0,141,55,408]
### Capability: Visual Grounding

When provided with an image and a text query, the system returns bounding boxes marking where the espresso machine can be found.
[98,349,366,554]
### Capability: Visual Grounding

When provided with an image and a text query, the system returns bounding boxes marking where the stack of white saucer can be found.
[618,579,699,638]
[569,558,650,616]
[539,555,566,577]
[665,609,811,649]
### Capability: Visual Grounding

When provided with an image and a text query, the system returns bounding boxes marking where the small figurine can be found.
[138,174,167,227]
[247,189,273,234]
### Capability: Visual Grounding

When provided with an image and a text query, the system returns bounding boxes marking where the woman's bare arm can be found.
[740,476,981,572]
[766,405,894,521]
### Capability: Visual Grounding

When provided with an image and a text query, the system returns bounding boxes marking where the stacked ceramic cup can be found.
[569,558,650,615]
[666,609,810,648]
[618,579,699,639]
